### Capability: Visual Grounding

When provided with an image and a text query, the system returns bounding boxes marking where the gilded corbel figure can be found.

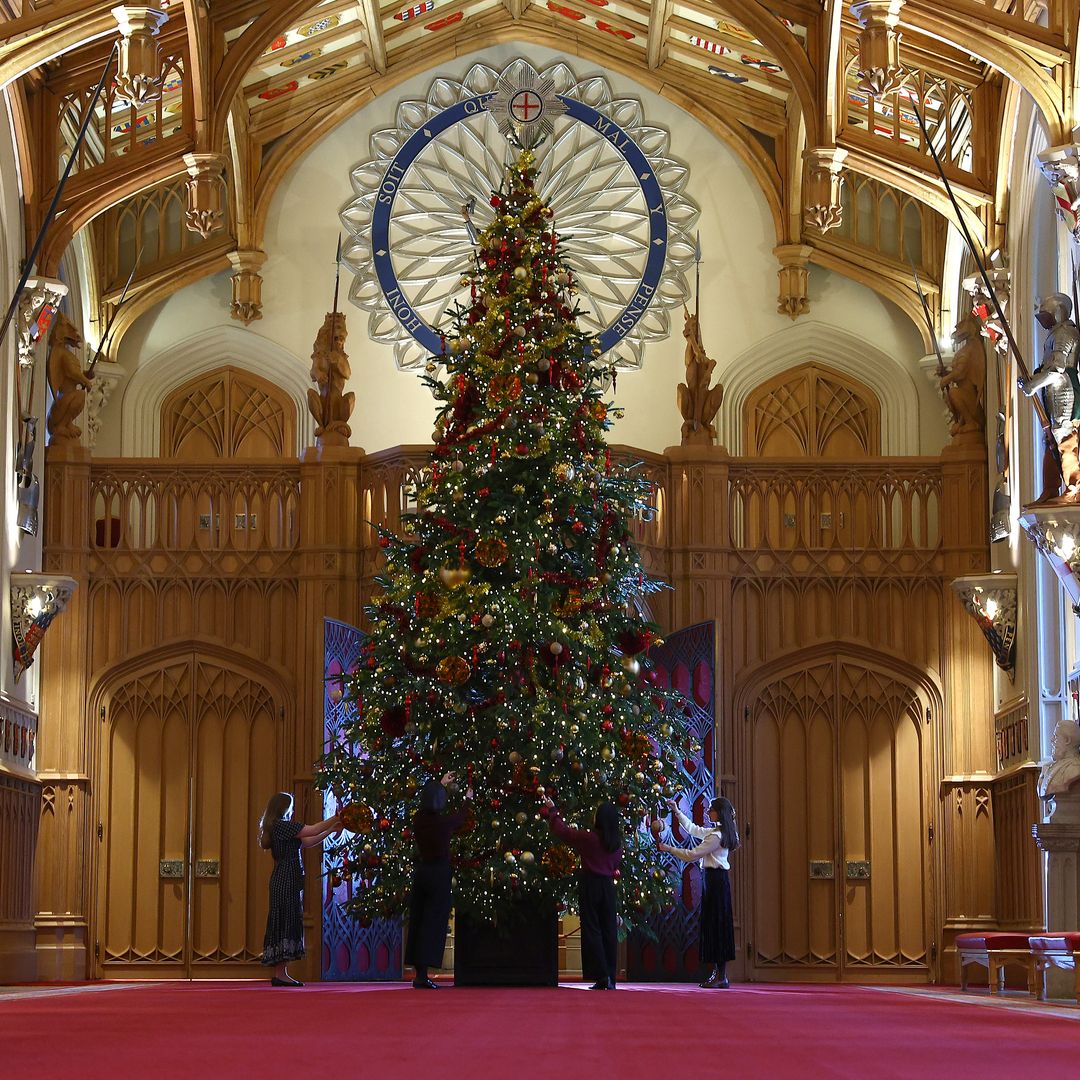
[939,314,986,436]
[308,311,355,447]
[677,305,724,446]
[46,311,94,445]
[1021,292,1080,504]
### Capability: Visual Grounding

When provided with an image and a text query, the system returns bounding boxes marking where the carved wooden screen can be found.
[322,618,403,980]
[160,366,296,460]
[742,653,932,981]
[626,621,717,981]
[96,651,283,978]
[744,363,881,458]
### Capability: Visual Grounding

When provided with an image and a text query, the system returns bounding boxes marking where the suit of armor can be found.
[1023,293,1080,502]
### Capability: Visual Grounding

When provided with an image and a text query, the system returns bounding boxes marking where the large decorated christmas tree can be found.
[316,148,694,932]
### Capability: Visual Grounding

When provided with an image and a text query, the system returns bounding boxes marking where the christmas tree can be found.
[317,148,694,932]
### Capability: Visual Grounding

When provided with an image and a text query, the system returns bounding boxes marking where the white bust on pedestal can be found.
[1034,720,1080,998]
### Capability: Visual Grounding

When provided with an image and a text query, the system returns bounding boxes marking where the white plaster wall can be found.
[107,43,938,458]
[0,89,42,711]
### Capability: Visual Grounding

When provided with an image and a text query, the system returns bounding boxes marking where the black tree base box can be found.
[454,908,559,986]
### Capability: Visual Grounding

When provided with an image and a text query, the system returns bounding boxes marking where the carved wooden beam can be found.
[646,0,672,71]
[357,0,386,75]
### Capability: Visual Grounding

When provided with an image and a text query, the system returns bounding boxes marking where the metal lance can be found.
[909,100,1056,454]
[909,256,946,380]
[88,256,140,376]
[0,40,121,353]
[694,230,702,321]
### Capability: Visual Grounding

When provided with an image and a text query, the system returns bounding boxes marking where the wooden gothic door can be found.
[96,651,284,978]
[741,654,935,982]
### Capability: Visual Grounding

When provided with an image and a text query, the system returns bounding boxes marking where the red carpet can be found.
[3,981,1077,1078]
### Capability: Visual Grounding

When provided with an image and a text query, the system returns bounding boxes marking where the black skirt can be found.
[405,860,453,970]
[700,866,735,964]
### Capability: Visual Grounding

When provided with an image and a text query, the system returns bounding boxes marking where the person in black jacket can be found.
[406,772,473,988]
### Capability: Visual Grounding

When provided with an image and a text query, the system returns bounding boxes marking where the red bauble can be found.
[516,443,529,454]
[601,720,613,732]
[571,521,585,534]
[618,628,651,656]
[379,705,407,737]
[378,536,391,548]
[377,818,391,831]
[491,195,502,207]
[617,793,630,807]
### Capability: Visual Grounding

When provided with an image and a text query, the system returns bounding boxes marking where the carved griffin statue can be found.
[677,306,724,446]
[308,312,355,447]
[46,311,93,445]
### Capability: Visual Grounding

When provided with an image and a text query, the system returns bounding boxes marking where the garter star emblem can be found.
[342,59,699,370]
[488,67,565,149]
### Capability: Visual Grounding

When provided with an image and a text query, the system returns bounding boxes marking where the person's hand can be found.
[441,771,455,786]
[541,796,555,810]
[657,842,672,854]
[665,798,679,811]
[465,787,474,800]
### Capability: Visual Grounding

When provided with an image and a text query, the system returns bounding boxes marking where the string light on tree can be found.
[316,144,691,931]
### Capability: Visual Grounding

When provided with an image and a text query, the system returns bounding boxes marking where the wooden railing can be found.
[86,451,944,587]
[89,461,302,578]
[726,458,942,575]
[0,697,37,780]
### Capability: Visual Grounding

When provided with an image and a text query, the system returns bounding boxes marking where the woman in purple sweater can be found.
[544,797,622,990]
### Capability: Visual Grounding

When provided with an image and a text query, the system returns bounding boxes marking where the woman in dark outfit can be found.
[544,797,623,990]
[659,795,740,988]
[407,773,473,989]
[259,792,340,986]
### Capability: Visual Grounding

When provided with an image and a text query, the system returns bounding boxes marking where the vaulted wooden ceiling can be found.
[1,0,1074,358]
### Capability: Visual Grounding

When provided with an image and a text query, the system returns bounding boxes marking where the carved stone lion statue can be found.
[308,312,355,447]
[46,311,93,445]
[940,314,986,437]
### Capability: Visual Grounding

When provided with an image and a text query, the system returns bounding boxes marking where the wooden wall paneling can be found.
[936,437,996,975]
[36,446,94,979]
[992,767,1044,931]
[0,774,41,981]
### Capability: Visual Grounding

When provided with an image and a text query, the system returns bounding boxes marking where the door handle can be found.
[845,860,870,880]
[159,860,184,879]
[195,859,220,878]
[809,860,835,879]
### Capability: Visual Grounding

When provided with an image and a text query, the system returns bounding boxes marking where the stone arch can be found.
[718,323,921,456]
[744,362,881,458]
[120,325,313,457]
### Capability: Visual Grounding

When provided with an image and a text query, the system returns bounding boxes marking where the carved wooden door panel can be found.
[98,658,193,977]
[743,655,933,982]
[97,653,283,978]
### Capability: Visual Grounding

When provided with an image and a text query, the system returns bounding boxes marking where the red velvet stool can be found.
[954,933,1035,994]
[1028,934,1080,1002]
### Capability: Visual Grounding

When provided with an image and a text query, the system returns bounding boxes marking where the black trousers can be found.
[405,860,452,970]
[700,867,735,964]
[578,871,617,982]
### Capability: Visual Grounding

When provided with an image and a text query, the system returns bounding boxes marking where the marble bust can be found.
[1038,719,1080,797]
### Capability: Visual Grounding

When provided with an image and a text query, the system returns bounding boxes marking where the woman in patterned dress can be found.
[259,792,340,986]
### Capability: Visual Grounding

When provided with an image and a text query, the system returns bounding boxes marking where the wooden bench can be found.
[1029,934,1080,1003]
[954,933,1036,994]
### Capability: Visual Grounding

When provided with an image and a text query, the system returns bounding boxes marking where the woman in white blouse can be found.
[658,796,740,988]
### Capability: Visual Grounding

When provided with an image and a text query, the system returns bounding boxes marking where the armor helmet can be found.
[1036,292,1073,325]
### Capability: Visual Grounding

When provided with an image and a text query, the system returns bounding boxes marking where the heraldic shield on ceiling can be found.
[341,58,700,371]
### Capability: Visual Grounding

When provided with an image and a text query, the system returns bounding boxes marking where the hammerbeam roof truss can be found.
[3,0,1077,358]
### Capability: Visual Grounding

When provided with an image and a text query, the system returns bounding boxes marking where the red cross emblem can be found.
[509,91,543,123]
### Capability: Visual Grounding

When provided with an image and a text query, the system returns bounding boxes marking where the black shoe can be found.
[607,978,616,990]
[699,969,719,989]
[271,977,303,987]
[412,977,439,989]
[713,978,730,989]
[588,980,608,990]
